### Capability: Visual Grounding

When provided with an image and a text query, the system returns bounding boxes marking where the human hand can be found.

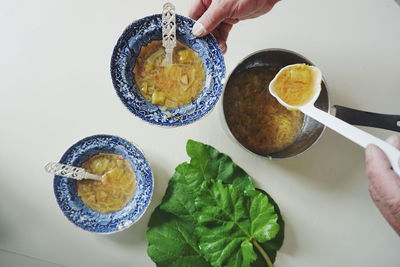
[365,135,400,235]
[188,0,280,53]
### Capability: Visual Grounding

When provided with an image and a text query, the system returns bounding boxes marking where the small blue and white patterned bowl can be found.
[53,135,154,234]
[110,14,225,127]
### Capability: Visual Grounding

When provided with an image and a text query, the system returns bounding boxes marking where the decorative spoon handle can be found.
[45,162,102,180]
[162,2,176,65]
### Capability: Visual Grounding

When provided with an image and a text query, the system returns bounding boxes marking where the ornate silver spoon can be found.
[45,162,102,181]
[162,2,176,65]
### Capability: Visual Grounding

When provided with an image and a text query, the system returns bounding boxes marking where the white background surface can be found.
[1,0,399,266]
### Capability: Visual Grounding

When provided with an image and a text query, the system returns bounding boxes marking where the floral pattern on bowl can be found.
[110,14,225,127]
[53,134,154,233]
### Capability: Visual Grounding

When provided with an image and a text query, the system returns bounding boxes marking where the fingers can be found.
[192,1,230,37]
[365,143,400,235]
[211,23,233,53]
[365,143,400,203]
[369,183,400,235]
[223,18,239,25]
[365,142,400,206]
[239,0,278,20]
[386,135,400,150]
[189,0,278,51]
[189,0,235,53]
[188,0,211,20]
[365,144,393,178]
[386,135,400,167]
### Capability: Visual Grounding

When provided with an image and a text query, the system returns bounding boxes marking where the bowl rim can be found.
[110,13,225,127]
[53,134,154,234]
[220,48,331,160]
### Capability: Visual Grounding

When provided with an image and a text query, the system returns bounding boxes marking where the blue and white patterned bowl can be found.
[110,14,225,127]
[53,135,154,234]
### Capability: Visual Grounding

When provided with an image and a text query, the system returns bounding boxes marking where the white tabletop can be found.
[1,0,399,266]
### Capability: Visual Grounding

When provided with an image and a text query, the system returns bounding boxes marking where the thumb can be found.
[192,1,229,37]
[386,135,400,150]
[365,144,393,178]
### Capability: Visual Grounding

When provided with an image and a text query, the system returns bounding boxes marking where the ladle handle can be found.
[333,105,400,133]
[301,105,400,176]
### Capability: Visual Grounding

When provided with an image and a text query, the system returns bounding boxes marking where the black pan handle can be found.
[333,105,400,132]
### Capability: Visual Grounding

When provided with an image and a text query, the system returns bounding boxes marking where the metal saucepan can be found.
[221,48,400,159]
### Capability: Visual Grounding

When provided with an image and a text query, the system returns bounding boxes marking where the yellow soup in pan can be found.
[224,67,304,155]
[133,40,206,110]
[77,153,136,214]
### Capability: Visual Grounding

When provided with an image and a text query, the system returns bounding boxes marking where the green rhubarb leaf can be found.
[186,140,254,191]
[147,188,283,267]
[147,207,211,267]
[195,181,279,267]
[146,140,284,267]
[159,163,201,223]
[160,140,255,222]
[252,189,285,265]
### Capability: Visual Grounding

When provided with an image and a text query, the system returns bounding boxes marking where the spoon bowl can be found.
[269,64,322,109]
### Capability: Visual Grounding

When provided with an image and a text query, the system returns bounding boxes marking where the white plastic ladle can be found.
[269,64,400,176]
